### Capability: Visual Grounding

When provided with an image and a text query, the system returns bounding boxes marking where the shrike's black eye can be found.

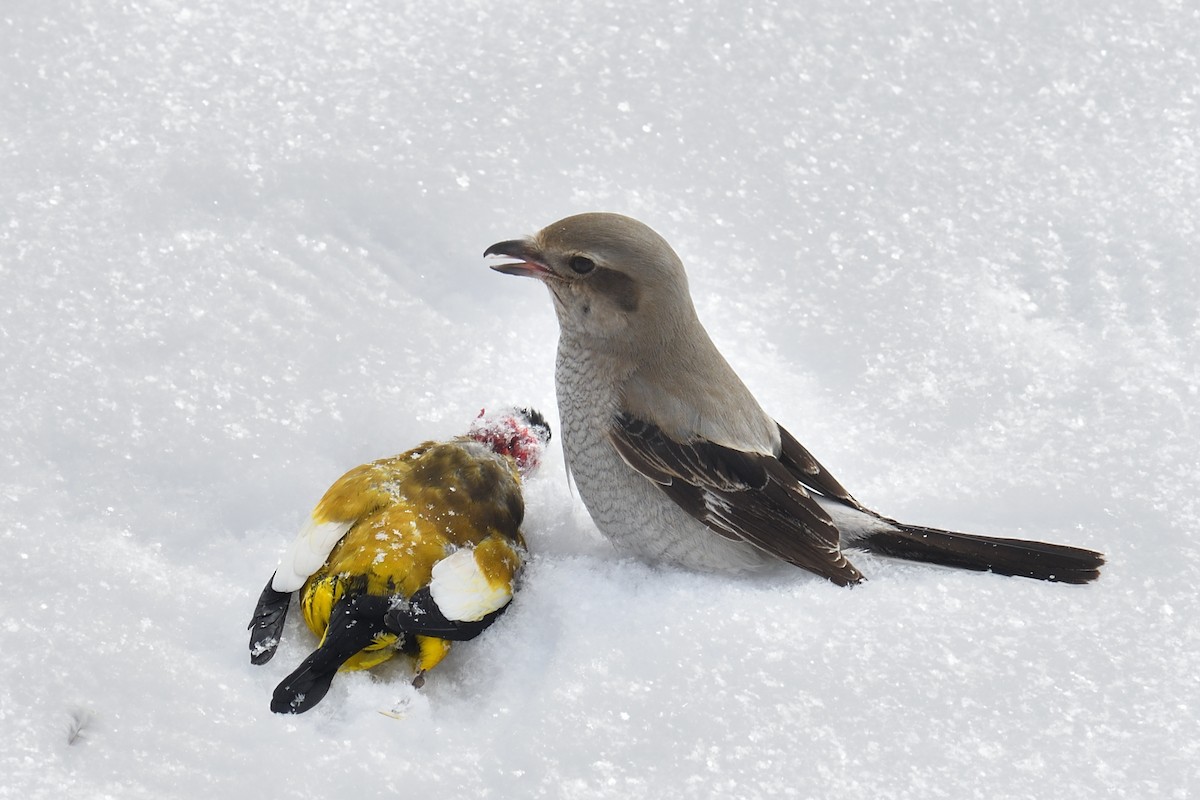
[568,255,595,275]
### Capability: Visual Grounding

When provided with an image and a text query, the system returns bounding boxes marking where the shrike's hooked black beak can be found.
[484,239,555,280]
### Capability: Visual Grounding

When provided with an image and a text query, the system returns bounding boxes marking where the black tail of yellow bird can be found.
[248,408,551,714]
[272,593,393,713]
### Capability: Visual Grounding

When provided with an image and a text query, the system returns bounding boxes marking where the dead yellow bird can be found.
[248,408,551,714]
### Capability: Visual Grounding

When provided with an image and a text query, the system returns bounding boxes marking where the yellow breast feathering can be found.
[247,407,551,714]
[301,441,525,660]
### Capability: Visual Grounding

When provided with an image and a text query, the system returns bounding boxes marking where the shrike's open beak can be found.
[484,239,555,280]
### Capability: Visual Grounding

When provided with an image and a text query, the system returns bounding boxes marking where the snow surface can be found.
[3,1,1198,797]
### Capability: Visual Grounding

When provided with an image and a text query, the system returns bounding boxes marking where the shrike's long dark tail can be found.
[861,524,1104,584]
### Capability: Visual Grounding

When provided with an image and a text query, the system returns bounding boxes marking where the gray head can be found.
[485,213,699,351]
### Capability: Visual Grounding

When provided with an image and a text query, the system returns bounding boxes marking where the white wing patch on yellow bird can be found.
[428,547,512,622]
[271,517,354,592]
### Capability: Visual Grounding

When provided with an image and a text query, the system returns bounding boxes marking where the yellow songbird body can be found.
[300,442,527,673]
[248,408,550,714]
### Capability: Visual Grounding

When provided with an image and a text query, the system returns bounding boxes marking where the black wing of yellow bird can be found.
[248,408,551,714]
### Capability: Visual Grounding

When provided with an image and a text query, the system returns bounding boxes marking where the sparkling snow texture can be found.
[3,1,1197,797]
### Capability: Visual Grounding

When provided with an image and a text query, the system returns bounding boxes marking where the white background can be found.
[3,1,1196,797]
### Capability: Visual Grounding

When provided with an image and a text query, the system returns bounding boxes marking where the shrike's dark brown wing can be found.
[608,413,864,586]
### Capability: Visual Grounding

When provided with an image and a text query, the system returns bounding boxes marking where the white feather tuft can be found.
[270,517,353,592]
[428,547,511,622]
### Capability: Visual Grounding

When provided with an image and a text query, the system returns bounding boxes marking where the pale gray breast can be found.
[555,342,774,571]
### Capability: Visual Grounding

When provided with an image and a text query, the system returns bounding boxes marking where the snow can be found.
[3,0,1197,797]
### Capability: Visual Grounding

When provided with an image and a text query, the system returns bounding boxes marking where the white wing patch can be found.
[270,517,354,592]
[428,547,512,622]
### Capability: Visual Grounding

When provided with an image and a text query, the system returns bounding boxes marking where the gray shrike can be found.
[486,212,1102,585]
